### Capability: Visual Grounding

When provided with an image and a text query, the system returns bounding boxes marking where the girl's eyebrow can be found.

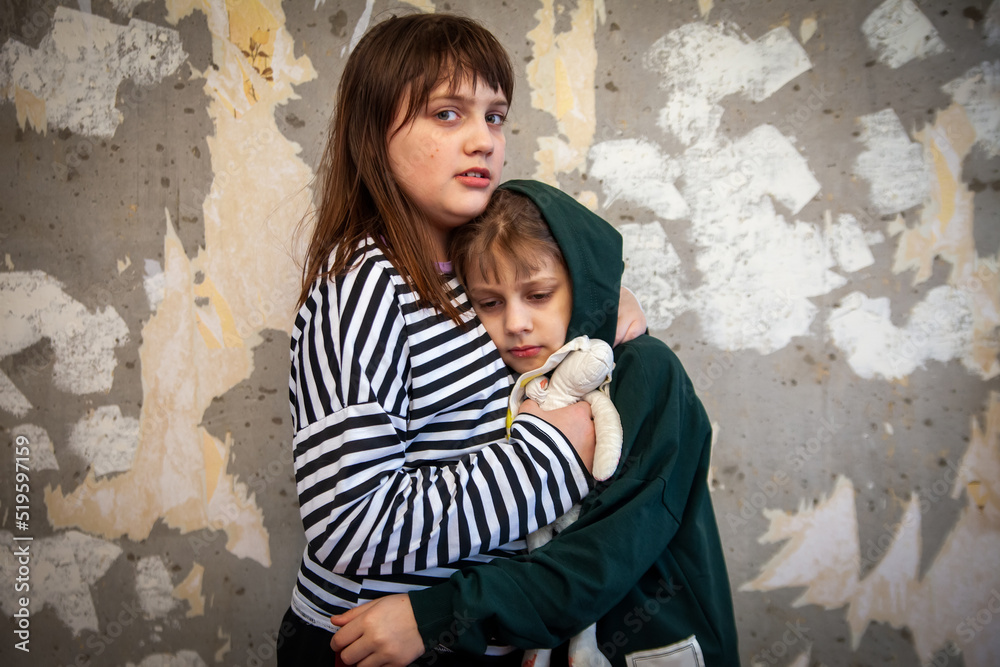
[429,91,509,108]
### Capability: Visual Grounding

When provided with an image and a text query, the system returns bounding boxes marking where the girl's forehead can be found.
[431,73,504,99]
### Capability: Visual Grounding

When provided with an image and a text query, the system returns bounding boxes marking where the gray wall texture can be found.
[1,0,999,665]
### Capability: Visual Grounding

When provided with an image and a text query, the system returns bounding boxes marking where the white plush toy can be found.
[506,335,623,667]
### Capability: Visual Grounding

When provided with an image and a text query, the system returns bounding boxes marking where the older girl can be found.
[278,13,643,666]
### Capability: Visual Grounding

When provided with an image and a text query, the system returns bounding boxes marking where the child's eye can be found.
[528,292,552,302]
[476,299,501,311]
[435,110,458,121]
[486,112,506,126]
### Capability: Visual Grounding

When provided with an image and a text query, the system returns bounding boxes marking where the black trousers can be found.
[276,607,525,667]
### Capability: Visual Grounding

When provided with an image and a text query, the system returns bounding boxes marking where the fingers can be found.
[519,401,595,473]
[331,600,370,628]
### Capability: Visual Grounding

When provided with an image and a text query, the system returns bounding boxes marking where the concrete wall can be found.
[1,1,998,665]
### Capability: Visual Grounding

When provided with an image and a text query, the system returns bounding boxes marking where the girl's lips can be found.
[456,169,491,188]
[509,346,541,358]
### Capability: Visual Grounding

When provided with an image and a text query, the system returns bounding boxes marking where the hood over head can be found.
[497,180,623,348]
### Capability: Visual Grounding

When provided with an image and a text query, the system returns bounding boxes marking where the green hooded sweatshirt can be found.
[408,180,741,666]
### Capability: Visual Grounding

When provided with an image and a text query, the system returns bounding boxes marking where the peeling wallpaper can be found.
[1,1,998,666]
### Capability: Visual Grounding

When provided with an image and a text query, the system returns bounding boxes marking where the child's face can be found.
[466,254,572,375]
[387,76,508,261]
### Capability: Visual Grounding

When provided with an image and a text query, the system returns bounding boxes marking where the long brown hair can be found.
[299,13,515,323]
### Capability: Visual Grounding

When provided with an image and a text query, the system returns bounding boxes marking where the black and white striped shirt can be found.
[288,241,591,630]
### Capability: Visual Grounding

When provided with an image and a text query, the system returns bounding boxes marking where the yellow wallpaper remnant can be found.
[173,563,207,617]
[698,0,713,18]
[226,0,281,104]
[215,628,232,661]
[800,16,818,43]
[527,0,605,183]
[12,86,45,134]
[194,274,244,350]
[891,103,1000,379]
[742,393,1000,666]
[41,0,320,568]
[46,215,270,566]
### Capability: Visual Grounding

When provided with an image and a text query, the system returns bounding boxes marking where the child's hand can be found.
[330,594,425,666]
[615,286,647,345]
[520,399,596,474]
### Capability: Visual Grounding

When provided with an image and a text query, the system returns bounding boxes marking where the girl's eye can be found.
[528,292,552,302]
[476,299,501,311]
[435,110,458,121]
[486,112,506,126]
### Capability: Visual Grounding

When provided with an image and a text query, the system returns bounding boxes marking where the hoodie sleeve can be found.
[407,335,729,654]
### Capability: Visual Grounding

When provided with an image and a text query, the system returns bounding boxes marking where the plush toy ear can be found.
[538,378,548,390]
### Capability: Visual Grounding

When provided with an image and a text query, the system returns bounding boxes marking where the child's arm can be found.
[293,259,594,577]
[333,336,725,662]
[616,286,647,345]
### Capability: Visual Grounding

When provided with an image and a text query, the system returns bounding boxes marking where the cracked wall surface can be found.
[1,1,998,665]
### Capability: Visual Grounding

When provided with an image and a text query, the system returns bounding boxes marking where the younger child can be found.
[332,181,740,666]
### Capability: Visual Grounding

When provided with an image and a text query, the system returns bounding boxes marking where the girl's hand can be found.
[331,595,425,666]
[615,286,647,345]
[519,399,595,474]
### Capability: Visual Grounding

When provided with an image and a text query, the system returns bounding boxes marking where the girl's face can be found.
[387,76,508,261]
[465,253,573,376]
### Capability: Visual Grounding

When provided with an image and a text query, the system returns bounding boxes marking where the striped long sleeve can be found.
[289,244,591,590]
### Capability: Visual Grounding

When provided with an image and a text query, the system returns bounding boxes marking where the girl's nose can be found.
[465,118,495,155]
[504,302,532,335]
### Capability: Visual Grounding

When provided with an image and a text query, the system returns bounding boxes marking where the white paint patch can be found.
[0,370,33,416]
[866,230,887,246]
[110,0,150,16]
[347,0,376,54]
[11,423,59,470]
[592,120,845,352]
[69,405,141,477]
[986,2,1000,46]
[827,287,974,380]
[853,108,930,214]
[942,61,1000,157]
[787,649,812,667]
[136,556,180,619]
[825,212,876,273]
[620,222,688,330]
[144,259,165,311]
[0,530,121,635]
[588,139,688,219]
[0,6,186,137]
[0,270,129,395]
[125,651,208,667]
[4,253,13,270]
[861,0,947,69]
[644,22,811,145]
